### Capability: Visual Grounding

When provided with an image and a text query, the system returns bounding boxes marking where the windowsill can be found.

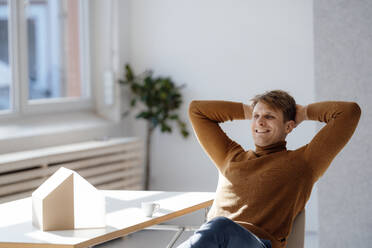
[0,110,120,142]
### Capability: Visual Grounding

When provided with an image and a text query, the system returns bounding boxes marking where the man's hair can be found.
[250,90,296,122]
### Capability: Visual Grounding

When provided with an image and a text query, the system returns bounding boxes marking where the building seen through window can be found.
[0,0,10,110]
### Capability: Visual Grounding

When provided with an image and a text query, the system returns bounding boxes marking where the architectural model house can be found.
[32,167,105,231]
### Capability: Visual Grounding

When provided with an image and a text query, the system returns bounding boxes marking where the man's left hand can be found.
[294,104,308,127]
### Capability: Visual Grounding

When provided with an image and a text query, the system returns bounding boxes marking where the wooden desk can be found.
[0,190,214,248]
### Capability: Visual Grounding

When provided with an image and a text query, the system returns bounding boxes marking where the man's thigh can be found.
[178,217,271,248]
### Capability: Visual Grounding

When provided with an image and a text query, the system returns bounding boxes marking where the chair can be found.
[286,210,305,248]
[147,208,306,248]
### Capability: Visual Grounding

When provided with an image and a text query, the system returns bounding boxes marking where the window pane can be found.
[0,0,11,110]
[26,0,86,101]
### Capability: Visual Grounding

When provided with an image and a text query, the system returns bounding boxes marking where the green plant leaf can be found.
[169,114,178,120]
[136,111,151,119]
[181,129,189,138]
[160,122,172,133]
[125,64,135,81]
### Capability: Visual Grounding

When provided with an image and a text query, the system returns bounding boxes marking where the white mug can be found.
[141,202,160,217]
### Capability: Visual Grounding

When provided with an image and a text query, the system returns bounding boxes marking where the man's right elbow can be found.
[189,100,200,116]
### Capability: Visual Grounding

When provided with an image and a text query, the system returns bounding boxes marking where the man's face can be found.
[251,101,293,147]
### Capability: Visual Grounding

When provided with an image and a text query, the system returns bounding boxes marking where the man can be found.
[178,90,361,248]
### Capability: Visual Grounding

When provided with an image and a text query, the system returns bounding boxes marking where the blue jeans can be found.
[177,217,272,248]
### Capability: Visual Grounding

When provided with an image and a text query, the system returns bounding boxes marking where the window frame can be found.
[0,0,92,119]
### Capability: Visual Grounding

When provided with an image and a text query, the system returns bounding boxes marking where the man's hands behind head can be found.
[243,104,253,120]
[294,104,308,128]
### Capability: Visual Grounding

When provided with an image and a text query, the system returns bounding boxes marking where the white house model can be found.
[32,167,106,231]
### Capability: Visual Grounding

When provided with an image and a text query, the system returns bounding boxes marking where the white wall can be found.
[123,0,318,232]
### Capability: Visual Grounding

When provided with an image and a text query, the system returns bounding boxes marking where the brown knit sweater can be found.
[188,100,361,248]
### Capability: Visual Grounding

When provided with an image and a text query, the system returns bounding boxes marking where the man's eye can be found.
[265,115,274,119]
[254,115,259,119]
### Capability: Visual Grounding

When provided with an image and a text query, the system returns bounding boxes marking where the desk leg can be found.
[167,227,185,248]
[204,206,210,223]
[145,206,211,248]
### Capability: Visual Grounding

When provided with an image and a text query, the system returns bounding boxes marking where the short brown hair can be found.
[250,90,296,122]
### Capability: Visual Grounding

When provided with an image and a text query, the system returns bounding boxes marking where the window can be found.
[0,0,10,110]
[0,0,91,115]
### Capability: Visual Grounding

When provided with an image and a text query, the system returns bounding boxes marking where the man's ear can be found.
[285,120,295,134]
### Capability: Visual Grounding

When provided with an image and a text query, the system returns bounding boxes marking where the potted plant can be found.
[119,64,189,190]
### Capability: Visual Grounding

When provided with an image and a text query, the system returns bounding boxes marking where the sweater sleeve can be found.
[303,101,361,180]
[188,100,247,172]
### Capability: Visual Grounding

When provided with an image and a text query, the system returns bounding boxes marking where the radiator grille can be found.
[0,137,144,203]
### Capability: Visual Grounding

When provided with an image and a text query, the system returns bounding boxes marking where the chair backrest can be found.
[286,210,305,248]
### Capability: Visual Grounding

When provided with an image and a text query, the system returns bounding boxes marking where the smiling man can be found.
[178,90,361,248]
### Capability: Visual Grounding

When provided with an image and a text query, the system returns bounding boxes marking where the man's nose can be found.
[257,117,266,126]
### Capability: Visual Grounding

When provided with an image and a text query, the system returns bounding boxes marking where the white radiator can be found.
[0,137,144,203]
